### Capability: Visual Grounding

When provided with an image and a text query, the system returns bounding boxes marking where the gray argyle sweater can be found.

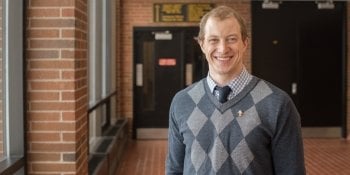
[166,77,305,175]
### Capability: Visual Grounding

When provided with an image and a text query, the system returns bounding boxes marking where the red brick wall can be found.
[26,0,89,174]
[116,0,122,121]
[120,0,251,126]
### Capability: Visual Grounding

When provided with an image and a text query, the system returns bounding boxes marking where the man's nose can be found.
[217,40,228,53]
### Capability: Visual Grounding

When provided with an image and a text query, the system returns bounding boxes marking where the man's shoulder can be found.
[172,78,206,103]
[252,77,293,103]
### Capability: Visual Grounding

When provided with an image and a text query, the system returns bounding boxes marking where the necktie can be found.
[216,86,231,103]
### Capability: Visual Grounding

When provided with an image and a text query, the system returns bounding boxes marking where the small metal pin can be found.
[238,110,244,117]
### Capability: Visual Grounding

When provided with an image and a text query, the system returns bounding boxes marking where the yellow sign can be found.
[187,4,214,22]
[154,3,214,22]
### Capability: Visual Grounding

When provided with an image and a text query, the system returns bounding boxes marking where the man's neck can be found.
[210,66,243,86]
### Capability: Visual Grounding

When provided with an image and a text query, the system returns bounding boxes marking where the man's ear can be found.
[197,38,205,53]
[242,37,248,51]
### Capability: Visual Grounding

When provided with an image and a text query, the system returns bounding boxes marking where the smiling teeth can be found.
[217,57,230,60]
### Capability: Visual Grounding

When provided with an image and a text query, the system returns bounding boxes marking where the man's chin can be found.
[217,70,231,75]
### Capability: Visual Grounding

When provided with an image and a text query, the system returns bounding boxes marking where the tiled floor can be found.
[116,139,350,175]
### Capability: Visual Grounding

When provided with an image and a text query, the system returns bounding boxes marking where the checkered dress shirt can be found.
[207,67,252,101]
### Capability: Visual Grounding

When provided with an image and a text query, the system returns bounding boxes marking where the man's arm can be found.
[166,102,185,175]
[271,98,306,175]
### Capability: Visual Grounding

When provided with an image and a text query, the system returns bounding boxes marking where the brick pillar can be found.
[26,0,88,174]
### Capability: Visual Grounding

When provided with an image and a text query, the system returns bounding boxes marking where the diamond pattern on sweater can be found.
[187,107,208,137]
[209,137,229,172]
[188,81,205,104]
[250,81,272,104]
[187,79,265,174]
[191,140,207,172]
[231,139,254,174]
[236,106,261,137]
[210,109,234,134]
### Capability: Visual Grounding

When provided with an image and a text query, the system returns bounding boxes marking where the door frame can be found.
[132,26,202,139]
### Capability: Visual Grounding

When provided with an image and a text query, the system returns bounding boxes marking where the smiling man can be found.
[166,5,306,175]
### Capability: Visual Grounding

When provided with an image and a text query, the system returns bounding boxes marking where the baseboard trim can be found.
[302,127,341,138]
[137,128,168,139]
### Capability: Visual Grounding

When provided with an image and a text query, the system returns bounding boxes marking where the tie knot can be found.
[216,86,231,103]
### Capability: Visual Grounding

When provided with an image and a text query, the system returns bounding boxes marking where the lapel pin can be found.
[238,110,244,117]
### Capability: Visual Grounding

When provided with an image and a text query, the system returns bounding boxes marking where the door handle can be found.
[292,82,297,95]
[136,64,143,86]
[185,64,193,86]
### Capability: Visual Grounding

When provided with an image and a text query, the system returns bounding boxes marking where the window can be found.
[0,0,25,174]
[88,0,117,149]
[0,0,4,161]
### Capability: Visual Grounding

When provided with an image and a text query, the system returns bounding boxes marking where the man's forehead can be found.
[204,17,241,35]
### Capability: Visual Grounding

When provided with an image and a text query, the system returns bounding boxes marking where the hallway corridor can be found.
[115,139,350,175]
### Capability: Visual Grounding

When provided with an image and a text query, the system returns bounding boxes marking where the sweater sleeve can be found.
[271,97,306,175]
[166,98,185,175]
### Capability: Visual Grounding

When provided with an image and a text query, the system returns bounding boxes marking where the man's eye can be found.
[227,38,237,43]
[208,39,218,43]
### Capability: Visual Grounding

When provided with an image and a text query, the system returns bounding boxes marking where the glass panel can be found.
[101,104,106,126]
[142,41,155,111]
[0,0,4,160]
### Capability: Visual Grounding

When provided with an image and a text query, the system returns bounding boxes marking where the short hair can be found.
[198,6,248,41]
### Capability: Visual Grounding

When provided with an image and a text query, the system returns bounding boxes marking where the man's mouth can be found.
[214,56,232,61]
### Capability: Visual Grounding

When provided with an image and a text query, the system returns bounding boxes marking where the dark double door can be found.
[133,27,206,138]
[252,2,346,137]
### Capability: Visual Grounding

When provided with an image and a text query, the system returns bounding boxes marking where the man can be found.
[166,5,305,175]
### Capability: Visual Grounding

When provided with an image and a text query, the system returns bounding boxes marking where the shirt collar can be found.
[206,67,252,94]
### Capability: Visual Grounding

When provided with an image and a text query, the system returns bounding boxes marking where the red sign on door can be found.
[159,58,176,66]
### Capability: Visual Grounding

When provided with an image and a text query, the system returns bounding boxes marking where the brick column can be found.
[26,0,88,174]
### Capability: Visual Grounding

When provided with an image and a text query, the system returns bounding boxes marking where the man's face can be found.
[200,16,248,79]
